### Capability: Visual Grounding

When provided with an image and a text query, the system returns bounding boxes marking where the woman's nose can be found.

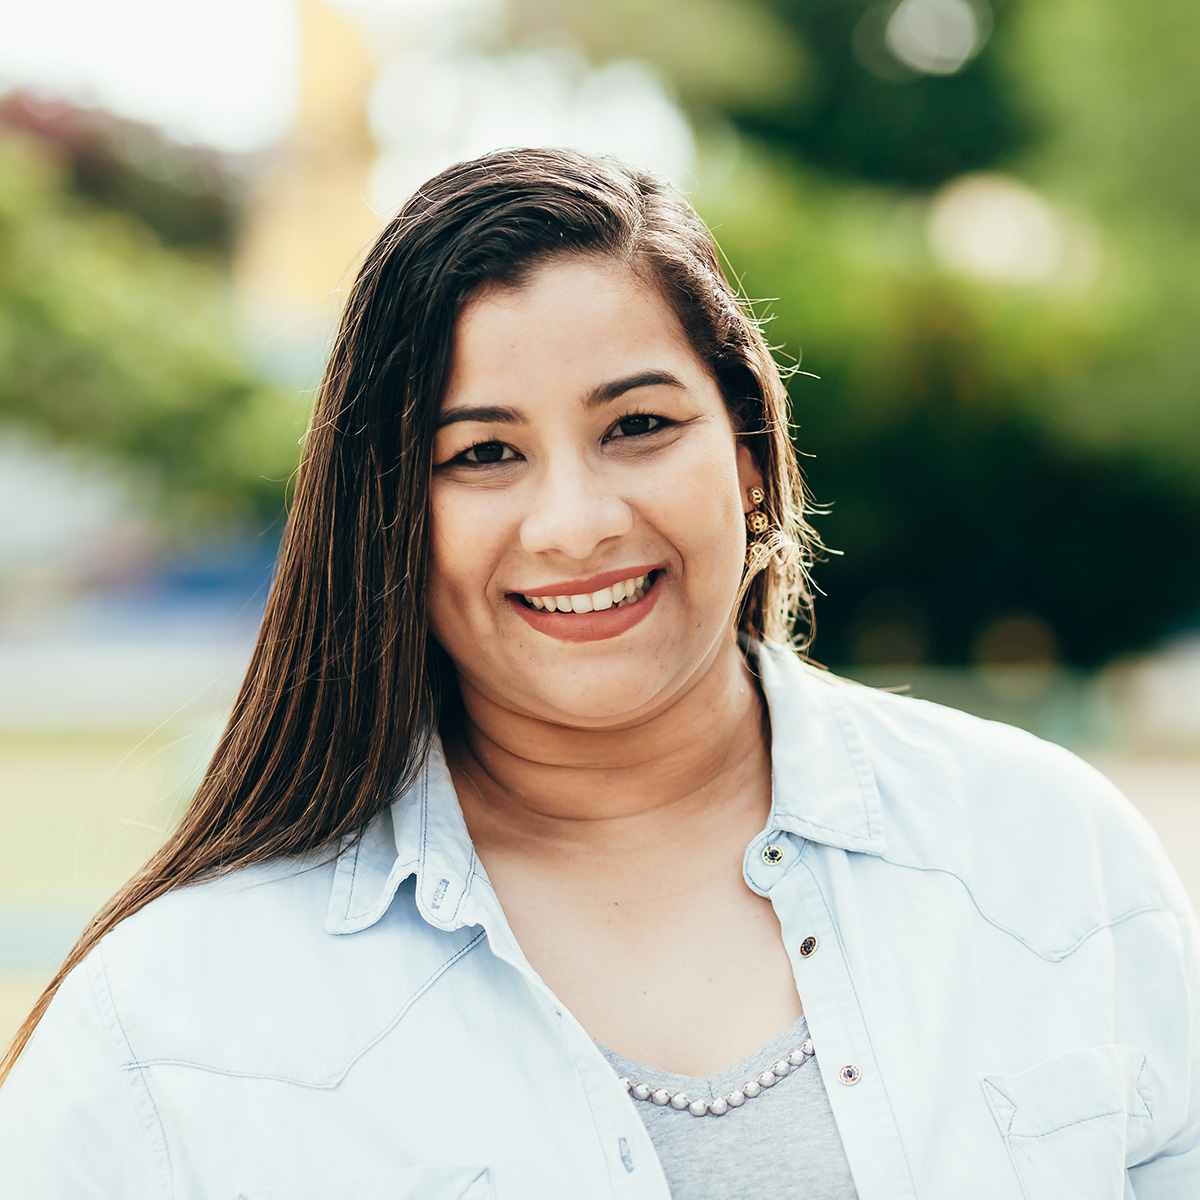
[518,464,634,560]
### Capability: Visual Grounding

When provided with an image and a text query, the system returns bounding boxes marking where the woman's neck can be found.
[446,638,772,862]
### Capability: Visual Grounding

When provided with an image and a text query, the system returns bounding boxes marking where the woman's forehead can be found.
[444,257,703,403]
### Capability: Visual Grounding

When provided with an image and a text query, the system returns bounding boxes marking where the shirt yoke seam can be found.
[129,929,487,1086]
[877,855,1169,961]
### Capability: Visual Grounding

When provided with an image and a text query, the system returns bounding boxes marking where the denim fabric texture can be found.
[2,641,1198,1199]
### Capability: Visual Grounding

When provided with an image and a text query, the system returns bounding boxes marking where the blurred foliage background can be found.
[2,0,1198,671]
[0,99,300,527]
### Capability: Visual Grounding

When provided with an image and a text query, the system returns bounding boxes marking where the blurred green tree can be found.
[698,160,1200,666]
[724,0,1033,188]
[509,0,1033,187]
[1000,0,1200,488]
[0,92,237,253]
[0,127,300,528]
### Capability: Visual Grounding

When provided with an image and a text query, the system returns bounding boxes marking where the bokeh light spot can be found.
[368,48,694,214]
[929,174,1069,284]
[884,0,991,77]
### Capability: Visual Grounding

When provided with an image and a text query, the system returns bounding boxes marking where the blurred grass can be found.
[0,729,203,902]
[0,724,215,1046]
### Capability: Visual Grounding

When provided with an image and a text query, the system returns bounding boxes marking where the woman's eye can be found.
[459,441,513,465]
[610,414,667,439]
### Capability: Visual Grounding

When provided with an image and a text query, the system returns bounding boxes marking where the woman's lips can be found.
[513,564,661,608]
[508,571,662,643]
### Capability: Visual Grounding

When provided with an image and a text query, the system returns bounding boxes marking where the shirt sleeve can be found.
[0,952,162,1199]
[1128,866,1200,1195]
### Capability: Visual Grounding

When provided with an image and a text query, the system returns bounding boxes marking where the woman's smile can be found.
[508,567,664,642]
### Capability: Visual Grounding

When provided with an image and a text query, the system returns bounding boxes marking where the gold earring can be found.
[746,487,768,534]
[745,486,771,567]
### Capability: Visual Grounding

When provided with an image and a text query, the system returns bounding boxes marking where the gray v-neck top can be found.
[599,1013,859,1199]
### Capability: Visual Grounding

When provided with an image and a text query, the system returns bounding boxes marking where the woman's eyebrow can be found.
[436,371,686,428]
[586,370,687,407]
[437,404,525,429]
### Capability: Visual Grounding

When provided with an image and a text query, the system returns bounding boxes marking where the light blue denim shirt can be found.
[3,642,1199,1198]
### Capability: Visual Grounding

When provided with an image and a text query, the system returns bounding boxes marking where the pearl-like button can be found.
[669,1092,689,1110]
[742,1080,761,1098]
[688,1098,709,1117]
[787,1048,806,1066]
[799,935,818,957]
[800,1038,814,1057]
[652,1088,671,1105]
[772,1059,792,1078]
[761,843,785,865]
[726,1090,746,1107]
[632,1083,651,1100]
[709,1096,729,1115]
[839,1064,861,1086]
[619,1077,632,1092]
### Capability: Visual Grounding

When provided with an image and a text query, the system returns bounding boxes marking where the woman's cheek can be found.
[428,487,480,610]
[688,480,750,608]
[658,447,743,553]
[430,486,515,609]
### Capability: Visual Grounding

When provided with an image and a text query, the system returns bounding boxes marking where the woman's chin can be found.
[498,662,678,728]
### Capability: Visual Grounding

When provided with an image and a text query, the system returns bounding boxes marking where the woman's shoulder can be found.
[826,664,1144,830]
[847,673,1184,941]
[764,642,1140,822]
[763,644,1187,947]
[69,827,465,1083]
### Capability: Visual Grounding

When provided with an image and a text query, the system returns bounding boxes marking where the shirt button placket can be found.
[780,857,917,1199]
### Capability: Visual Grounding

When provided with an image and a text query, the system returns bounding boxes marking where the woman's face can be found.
[428,255,762,726]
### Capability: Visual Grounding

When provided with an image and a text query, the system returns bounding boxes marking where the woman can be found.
[1,148,1197,1199]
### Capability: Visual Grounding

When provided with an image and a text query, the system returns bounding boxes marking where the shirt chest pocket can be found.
[982,1045,1154,1200]
[236,1167,494,1200]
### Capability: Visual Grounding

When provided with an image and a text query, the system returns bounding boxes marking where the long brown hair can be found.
[2,147,821,1081]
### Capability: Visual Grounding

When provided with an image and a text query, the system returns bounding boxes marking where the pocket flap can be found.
[983,1044,1153,1139]
[237,1166,493,1199]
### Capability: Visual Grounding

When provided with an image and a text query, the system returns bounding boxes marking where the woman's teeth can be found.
[525,574,651,613]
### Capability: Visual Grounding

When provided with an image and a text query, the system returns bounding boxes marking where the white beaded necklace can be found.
[618,1036,815,1118]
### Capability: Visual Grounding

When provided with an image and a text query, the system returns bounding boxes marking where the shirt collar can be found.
[326,740,478,935]
[326,640,886,935]
[751,640,886,855]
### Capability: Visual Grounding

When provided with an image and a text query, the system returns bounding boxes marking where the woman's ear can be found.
[736,442,765,513]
